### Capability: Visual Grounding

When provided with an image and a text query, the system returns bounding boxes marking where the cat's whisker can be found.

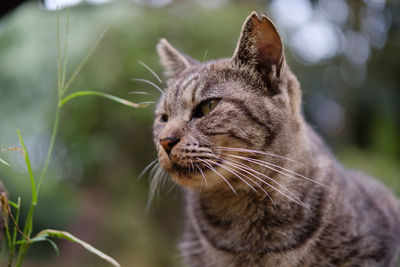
[139,158,158,180]
[129,91,157,98]
[215,146,302,165]
[196,164,208,187]
[150,163,162,184]
[198,159,237,195]
[195,163,203,188]
[203,158,258,193]
[219,159,306,208]
[204,158,278,210]
[219,152,305,184]
[243,154,326,187]
[202,49,208,64]
[138,60,164,85]
[166,176,178,194]
[149,161,160,181]
[147,163,165,211]
[160,168,169,189]
[220,152,326,188]
[211,154,306,208]
[190,159,195,174]
[132,78,164,94]
[170,180,183,199]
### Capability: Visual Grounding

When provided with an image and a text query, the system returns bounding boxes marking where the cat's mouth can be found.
[169,159,222,181]
[171,162,206,177]
[157,146,226,188]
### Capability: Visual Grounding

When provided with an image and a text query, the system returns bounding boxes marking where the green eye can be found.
[194,99,220,118]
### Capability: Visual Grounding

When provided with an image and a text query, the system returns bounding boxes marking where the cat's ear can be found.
[232,12,284,86]
[157,38,198,79]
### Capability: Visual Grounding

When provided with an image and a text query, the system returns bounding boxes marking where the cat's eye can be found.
[193,99,220,118]
[160,114,168,122]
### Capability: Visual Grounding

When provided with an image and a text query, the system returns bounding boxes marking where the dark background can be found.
[0,0,399,266]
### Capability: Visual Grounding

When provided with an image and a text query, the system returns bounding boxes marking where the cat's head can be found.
[153,12,303,191]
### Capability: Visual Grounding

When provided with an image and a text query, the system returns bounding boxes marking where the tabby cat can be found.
[152,12,400,267]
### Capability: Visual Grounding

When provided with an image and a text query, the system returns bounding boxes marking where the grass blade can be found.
[59,91,150,108]
[18,236,60,256]
[0,157,10,166]
[8,200,18,209]
[15,130,37,265]
[46,238,60,256]
[16,130,37,205]
[35,229,121,267]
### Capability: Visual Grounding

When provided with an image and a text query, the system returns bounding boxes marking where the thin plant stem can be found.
[15,203,35,266]
[37,105,60,195]
[9,197,21,266]
[61,9,70,91]
[61,27,108,95]
[57,9,61,95]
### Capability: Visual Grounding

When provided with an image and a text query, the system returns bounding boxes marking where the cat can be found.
[152,11,400,267]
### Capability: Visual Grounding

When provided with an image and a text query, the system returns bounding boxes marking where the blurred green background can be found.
[0,0,399,266]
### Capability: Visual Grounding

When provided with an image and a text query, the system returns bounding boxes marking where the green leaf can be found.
[8,200,18,209]
[16,130,37,205]
[0,157,10,166]
[59,90,150,109]
[35,229,120,267]
[16,236,45,245]
[21,236,59,256]
[46,238,60,256]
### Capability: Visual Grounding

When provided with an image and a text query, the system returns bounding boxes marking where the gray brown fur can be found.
[152,12,400,267]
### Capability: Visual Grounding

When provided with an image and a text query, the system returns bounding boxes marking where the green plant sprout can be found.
[0,9,148,267]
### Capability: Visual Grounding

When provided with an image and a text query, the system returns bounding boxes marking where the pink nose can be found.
[160,137,180,155]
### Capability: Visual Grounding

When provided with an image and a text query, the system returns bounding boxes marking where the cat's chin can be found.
[158,151,227,190]
[168,164,206,188]
[165,164,220,190]
[168,163,234,191]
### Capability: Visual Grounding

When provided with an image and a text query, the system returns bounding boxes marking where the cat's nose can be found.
[160,137,180,155]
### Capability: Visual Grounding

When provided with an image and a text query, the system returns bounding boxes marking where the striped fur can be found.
[152,12,400,266]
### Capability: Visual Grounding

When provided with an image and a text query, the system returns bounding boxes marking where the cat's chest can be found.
[198,239,315,267]
[189,209,319,267]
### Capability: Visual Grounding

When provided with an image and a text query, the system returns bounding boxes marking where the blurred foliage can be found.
[0,0,399,266]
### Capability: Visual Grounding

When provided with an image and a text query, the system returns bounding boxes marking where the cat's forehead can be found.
[163,61,260,105]
[161,63,224,109]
